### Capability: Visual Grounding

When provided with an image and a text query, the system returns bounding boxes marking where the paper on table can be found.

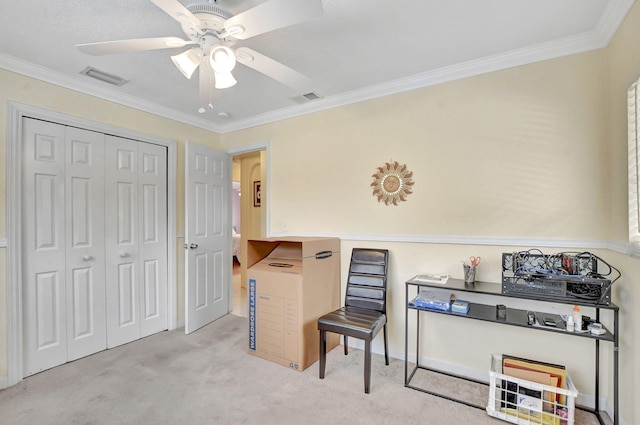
[413,274,449,284]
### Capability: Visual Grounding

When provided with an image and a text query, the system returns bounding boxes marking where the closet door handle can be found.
[119,251,129,258]
[82,254,92,261]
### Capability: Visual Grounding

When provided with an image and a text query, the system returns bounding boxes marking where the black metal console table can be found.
[404,276,619,425]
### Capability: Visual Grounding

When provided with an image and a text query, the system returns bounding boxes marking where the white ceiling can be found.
[0,0,635,133]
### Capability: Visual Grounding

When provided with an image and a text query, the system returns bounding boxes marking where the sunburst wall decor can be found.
[371,161,414,206]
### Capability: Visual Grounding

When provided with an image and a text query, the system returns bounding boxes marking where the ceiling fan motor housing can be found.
[182,3,234,39]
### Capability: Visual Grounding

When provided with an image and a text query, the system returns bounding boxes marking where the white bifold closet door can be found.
[22,118,167,377]
[22,119,107,375]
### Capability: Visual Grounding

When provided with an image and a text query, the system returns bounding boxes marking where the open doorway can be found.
[230,150,265,318]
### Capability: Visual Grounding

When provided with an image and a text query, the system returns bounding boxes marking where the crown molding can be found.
[0,53,221,132]
[0,0,634,135]
[597,0,636,41]
[216,29,609,133]
[216,4,637,134]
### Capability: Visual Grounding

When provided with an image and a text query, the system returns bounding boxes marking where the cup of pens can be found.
[463,256,481,284]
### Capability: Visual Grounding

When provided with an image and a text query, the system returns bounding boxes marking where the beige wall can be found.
[223,51,609,240]
[220,5,640,422]
[0,69,222,381]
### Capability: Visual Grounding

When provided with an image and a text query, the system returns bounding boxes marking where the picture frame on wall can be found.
[253,181,261,207]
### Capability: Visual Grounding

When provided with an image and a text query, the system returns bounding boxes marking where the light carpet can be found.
[0,314,608,424]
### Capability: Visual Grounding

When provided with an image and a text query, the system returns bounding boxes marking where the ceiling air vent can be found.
[80,66,128,86]
[302,92,322,101]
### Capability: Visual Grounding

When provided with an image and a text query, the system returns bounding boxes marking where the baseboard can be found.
[349,339,619,423]
[411,355,617,422]
[412,355,491,383]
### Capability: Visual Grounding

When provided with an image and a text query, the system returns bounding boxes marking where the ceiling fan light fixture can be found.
[171,48,201,79]
[214,71,237,89]
[209,45,237,74]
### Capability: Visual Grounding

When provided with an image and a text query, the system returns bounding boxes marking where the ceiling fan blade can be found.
[235,47,313,93]
[224,0,323,40]
[77,37,192,55]
[151,0,203,34]
[199,58,215,112]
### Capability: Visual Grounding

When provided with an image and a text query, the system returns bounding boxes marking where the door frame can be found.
[226,142,270,316]
[5,102,178,387]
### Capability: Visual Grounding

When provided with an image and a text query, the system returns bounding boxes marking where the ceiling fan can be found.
[77,0,323,113]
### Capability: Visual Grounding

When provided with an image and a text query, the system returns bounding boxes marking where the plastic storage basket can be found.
[486,358,578,425]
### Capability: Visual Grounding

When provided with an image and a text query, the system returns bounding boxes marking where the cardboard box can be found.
[247,237,341,371]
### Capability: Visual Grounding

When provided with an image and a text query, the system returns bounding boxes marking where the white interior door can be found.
[185,141,231,334]
[105,136,168,348]
[22,118,107,375]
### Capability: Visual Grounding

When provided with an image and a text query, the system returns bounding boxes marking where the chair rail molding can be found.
[268,231,629,255]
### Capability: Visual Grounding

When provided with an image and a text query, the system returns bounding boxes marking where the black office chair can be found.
[317,248,389,393]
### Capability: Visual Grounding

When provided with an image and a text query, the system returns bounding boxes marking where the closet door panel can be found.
[22,118,68,376]
[65,127,107,361]
[105,136,140,348]
[138,142,168,337]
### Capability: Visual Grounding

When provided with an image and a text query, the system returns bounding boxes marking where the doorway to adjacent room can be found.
[230,150,266,318]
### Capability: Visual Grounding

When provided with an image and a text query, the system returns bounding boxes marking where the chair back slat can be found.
[345,297,385,311]
[350,263,386,275]
[346,286,384,299]
[348,274,384,287]
[344,248,389,313]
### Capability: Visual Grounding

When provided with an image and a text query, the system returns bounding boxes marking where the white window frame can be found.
[628,79,640,256]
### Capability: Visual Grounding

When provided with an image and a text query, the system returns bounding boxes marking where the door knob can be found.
[82,254,92,261]
[119,251,129,258]
[189,243,198,250]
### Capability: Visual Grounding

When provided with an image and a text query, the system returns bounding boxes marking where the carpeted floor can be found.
[0,314,610,425]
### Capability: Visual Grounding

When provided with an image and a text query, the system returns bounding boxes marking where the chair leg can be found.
[319,329,326,379]
[343,335,349,355]
[364,339,371,394]
[383,324,389,366]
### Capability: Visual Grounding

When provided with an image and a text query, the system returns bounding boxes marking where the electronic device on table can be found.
[501,250,620,306]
